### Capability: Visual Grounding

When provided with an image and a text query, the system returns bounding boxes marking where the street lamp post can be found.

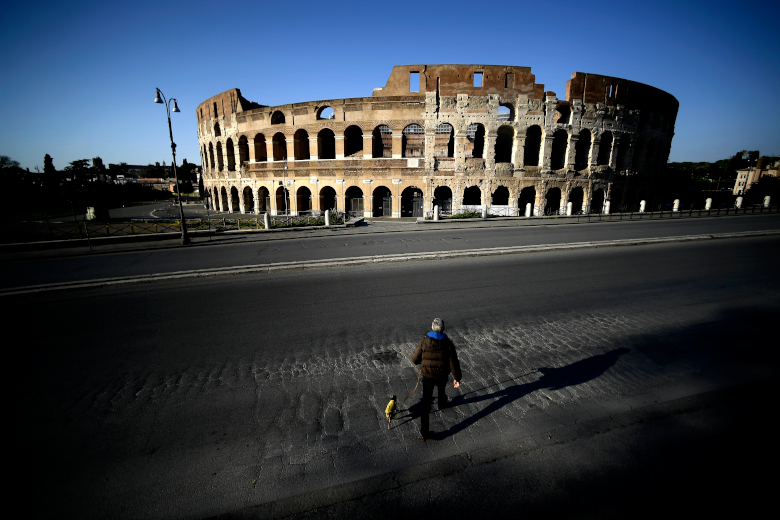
[154,88,190,245]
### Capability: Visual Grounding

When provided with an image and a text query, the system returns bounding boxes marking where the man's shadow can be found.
[397,348,629,439]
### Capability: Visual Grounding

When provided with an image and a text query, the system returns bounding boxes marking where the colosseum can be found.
[197,65,678,218]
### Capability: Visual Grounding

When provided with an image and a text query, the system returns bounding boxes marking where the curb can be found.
[2,229,778,296]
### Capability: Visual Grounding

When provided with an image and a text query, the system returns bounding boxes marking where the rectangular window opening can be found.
[474,72,483,87]
[505,73,514,88]
[410,72,420,93]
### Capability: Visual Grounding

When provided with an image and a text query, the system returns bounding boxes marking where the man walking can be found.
[411,318,462,441]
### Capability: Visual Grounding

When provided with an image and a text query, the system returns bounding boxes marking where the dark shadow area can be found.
[397,348,629,436]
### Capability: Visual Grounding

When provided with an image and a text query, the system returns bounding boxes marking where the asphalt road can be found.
[2,213,779,290]
[9,234,780,519]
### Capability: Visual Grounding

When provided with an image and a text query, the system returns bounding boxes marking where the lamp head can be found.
[172,100,180,113]
[154,89,163,104]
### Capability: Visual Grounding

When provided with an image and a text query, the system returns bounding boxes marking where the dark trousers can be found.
[420,375,448,435]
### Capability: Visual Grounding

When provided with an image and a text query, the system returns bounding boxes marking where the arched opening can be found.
[238,136,249,166]
[271,111,285,125]
[272,132,286,161]
[296,186,312,214]
[242,186,254,213]
[402,124,424,158]
[226,138,236,171]
[317,106,335,120]
[372,185,392,217]
[555,105,571,124]
[345,186,364,217]
[220,186,228,211]
[202,145,207,170]
[550,130,568,170]
[257,187,269,213]
[519,186,536,215]
[574,129,591,171]
[467,123,485,158]
[491,185,509,205]
[545,187,562,215]
[590,188,605,214]
[344,126,363,158]
[216,142,224,171]
[495,125,514,163]
[597,132,613,166]
[294,129,310,160]
[214,123,221,137]
[212,186,219,210]
[569,186,584,214]
[433,186,453,215]
[275,186,290,214]
[317,129,335,160]
[319,186,336,212]
[254,134,267,162]
[434,123,454,157]
[208,143,215,170]
[524,126,542,166]
[498,104,514,122]
[373,125,392,158]
[462,185,482,207]
[401,186,423,217]
[230,186,240,212]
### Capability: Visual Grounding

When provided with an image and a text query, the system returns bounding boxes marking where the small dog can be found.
[385,395,397,429]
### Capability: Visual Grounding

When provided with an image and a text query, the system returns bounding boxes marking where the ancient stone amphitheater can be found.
[197,65,678,218]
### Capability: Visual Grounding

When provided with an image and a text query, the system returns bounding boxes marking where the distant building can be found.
[733,159,779,195]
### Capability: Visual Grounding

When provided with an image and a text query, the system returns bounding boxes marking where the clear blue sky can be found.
[2,0,778,171]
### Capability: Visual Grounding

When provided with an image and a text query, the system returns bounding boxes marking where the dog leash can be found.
[404,366,422,403]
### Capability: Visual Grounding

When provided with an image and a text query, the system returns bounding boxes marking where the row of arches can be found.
[207,183,609,217]
[201,125,667,174]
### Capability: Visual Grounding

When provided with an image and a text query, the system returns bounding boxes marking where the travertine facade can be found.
[197,65,678,217]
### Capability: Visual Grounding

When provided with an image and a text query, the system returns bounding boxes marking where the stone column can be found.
[515,130,527,168]
[565,134,578,171]
[484,132,497,169]
[248,140,255,164]
[289,181,298,216]
[610,134,621,170]
[265,140,275,163]
[392,133,402,159]
[238,187,245,214]
[335,136,345,159]
[286,139,295,162]
[511,133,524,166]
[535,181,546,216]
[455,132,468,172]
[234,142,242,172]
[541,135,554,170]
[309,137,319,160]
[362,134,373,159]
[590,138,601,169]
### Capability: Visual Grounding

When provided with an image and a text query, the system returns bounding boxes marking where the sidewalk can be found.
[3,210,779,262]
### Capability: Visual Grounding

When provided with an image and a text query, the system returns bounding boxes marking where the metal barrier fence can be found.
[423,202,778,221]
[4,211,347,244]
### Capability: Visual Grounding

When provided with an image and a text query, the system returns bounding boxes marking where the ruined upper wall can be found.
[373,65,545,99]
[565,72,679,120]
[196,88,265,125]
